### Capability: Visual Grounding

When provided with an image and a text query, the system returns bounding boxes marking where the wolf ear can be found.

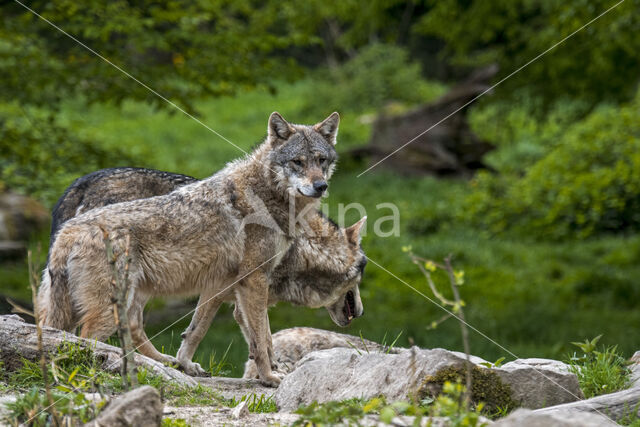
[314,112,340,145]
[345,216,366,245]
[268,111,295,143]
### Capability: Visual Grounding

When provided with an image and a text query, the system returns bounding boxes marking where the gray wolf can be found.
[39,112,365,386]
[47,165,366,377]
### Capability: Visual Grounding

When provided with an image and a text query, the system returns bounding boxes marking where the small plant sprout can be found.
[406,249,472,409]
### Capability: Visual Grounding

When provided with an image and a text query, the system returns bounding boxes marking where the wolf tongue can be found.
[345,298,353,320]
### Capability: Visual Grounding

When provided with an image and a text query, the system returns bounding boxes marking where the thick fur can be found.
[39,112,364,386]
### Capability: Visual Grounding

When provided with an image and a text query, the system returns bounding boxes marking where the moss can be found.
[419,364,517,414]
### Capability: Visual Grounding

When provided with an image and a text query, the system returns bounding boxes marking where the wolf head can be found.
[324,216,367,327]
[270,215,367,326]
[267,112,339,199]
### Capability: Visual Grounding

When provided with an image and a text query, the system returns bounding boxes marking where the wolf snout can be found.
[313,180,328,194]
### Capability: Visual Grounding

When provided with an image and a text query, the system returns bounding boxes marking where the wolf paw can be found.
[180,360,208,377]
[259,373,281,388]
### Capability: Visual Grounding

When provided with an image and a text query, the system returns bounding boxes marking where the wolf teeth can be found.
[348,315,353,321]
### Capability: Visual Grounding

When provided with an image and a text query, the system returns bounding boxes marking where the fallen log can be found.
[0,314,197,387]
[349,65,498,176]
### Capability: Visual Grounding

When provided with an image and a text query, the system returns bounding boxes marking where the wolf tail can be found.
[38,241,76,331]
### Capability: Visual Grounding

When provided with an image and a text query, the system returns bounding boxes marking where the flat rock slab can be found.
[194,377,276,401]
[493,408,617,426]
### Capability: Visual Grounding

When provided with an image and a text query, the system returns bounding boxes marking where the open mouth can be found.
[342,290,356,324]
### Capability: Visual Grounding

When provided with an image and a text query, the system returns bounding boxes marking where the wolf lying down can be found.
[39,112,367,386]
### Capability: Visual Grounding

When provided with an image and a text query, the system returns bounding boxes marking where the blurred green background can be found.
[1,0,639,376]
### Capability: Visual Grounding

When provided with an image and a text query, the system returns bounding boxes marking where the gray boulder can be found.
[87,385,162,426]
[275,347,489,411]
[492,408,616,426]
[243,327,385,378]
[495,358,583,409]
[275,347,582,412]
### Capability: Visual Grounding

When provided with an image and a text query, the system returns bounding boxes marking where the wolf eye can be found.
[291,159,303,167]
[319,157,327,164]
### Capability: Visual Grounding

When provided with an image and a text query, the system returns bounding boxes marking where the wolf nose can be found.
[313,180,328,193]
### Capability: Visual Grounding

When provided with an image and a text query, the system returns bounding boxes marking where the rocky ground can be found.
[0,315,638,426]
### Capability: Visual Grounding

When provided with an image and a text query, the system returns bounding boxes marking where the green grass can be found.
[566,336,632,398]
[228,393,277,413]
[2,78,639,377]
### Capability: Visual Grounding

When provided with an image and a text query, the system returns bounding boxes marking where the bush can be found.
[0,111,136,206]
[301,43,446,115]
[463,91,640,239]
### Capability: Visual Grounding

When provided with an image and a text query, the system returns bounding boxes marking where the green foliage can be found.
[469,91,591,174]
[425,382,489,427]
[0,111,135,206]
[228,393,277,413]
[464,91,640,239]
[618,403,640,427]
[162,419,191,427]
[4,387,100,427]
[294,383,491,426]
[205,341,234,377]
[567,337,632,398]
[8,341,119,393]
[302,44,447,115]
[416,0,640,104]
[294,398,375,426]
[0,0,311,112]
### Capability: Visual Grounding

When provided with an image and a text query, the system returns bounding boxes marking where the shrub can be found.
[301,43,446,115]
[464,91,640,239]
[0,111,136,207]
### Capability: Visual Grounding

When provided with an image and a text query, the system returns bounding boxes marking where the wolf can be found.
[39,112,364,386]
[46,165,366,376]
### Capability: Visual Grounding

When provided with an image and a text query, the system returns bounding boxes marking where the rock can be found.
[194,377,275,402]
[87,385,162,427]
[630,351,640,386]
[534,386,640,422]
[493,408,616,426]
[243,327,387,378]
[231,400,249,419]
[494,358,583,409]
[275,346,491,411]
[275,346,582,412]
[162,405,300,426]
[0,314,197,387]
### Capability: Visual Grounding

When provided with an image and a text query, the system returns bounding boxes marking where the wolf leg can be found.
[234,273,280,387]
[241,311,277,380]
[176,289,223,376]
[128,297,180,367]
[79,307,118,341]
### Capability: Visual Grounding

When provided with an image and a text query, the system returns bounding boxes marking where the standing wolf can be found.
[39,112,359,386]
[46,165,366,377]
